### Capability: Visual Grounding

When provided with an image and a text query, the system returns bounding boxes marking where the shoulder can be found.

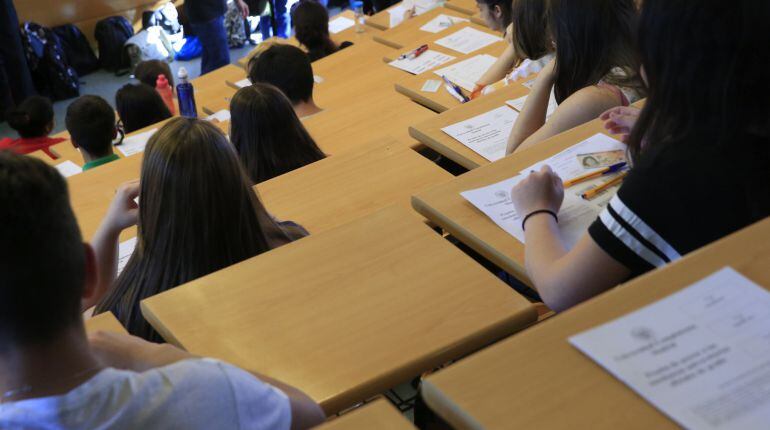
[546,86,619,132]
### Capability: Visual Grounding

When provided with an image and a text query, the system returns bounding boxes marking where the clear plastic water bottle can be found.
[176,67,198,118]
[352,0,364,33]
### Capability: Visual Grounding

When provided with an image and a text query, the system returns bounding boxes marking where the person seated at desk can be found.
[0,96,65,158]
[65,96,120,171]
[507,0,770,312]
[115,83,172,134]
[134,60,175,90]
[230,83,326,183]
[0,152,324,429]
[89,118,308,342]
[247,44,323,119]
[506,0,644,154]
[291,0,353,62]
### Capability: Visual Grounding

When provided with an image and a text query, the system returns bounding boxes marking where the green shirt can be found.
[82,153,120,171]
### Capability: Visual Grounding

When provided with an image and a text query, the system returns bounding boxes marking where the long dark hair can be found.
[115,83,172,133]
[511,0,549,61]
[95,118,276,341]
[291,0,338,62]
[230,83,325,183]
[548,0,641,103]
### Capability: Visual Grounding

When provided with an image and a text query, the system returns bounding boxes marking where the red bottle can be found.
[156,74,176,115]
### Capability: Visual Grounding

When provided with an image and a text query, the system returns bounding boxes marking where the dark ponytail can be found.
[291,0,338,62]
[6,96,55,138]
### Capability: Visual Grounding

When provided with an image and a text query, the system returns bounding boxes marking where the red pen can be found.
[399,44,429,60]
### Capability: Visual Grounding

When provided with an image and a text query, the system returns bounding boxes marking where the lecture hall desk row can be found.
[365,0,484,33]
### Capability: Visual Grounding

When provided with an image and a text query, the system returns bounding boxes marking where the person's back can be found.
[0,96,65,157]
[65,95,119,170]
[0,151,324,429]
[115,83,172,134]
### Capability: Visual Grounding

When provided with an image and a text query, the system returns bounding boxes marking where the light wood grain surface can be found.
[141,205,537,415]
[444,0,477,15]
[84,311,128,335]
[372,7,476,49]
[314,398,415,429]
[421,216,770,429]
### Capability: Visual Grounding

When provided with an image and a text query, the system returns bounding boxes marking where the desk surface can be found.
[412,116,610,282]
[84,311,128,335]
[141,205,537,415]
[408,83,529,169]
[421,216,770,429]
[315,398,415,429]
[372,7,476,49]
[444,0,477,15]
[256,137,452,234]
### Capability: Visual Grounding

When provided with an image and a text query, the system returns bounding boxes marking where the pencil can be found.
[581,170,629,200]
[564,162,627,188]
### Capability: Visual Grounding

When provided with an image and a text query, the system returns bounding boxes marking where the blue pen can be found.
[442,75,469,103]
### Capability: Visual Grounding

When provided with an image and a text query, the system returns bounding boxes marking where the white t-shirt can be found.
[0,358,291,430]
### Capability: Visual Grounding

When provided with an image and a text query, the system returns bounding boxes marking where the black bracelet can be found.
[521,209,558,231]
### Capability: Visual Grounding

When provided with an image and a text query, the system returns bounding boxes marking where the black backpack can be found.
[52,24,99,76]
[19,22,80,101]
[94,16,134,74]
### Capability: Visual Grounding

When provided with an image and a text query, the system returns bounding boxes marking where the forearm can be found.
[85,220,122,309]
[506,74,553,153]
[522,215,572,307]
[477,47,518,87]
[252,372,326,429]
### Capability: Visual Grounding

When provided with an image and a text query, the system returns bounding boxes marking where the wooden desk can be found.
[412,116,612,282]
[408,83,528,169]
[191,64,247,91]
[444,0,476,15]
[141,205,537,415]
[421,216,770,429]
[382,21,503,63]
[256,137,452,233]
[26,150,57,164]
[84,311,128,335]
[315,398,415,429]
[469,12,485,27]
[372,7,475,49]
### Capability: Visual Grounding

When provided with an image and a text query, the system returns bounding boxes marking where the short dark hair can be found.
[0,152,86,350]
[65,95,116,157]
[134,59,175,88]
[6,96,55,138]
[115,83,172,133]
[247,44,314,104]
[291,0,338,62]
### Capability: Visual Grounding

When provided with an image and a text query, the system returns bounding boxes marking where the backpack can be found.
[124,27,175,71]
[225,1,247,48]
[19,22,80,101]
[143,2,182,36]
[94,16,134,73]
[52,24,99,76]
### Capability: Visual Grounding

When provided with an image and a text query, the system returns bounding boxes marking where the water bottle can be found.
[155,74,176,115]
[176,67,198,118]
[352,1,364,33]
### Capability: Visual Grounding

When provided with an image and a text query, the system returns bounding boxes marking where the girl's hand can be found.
[103,180,140,234]
[470,83,487,100]
[511,165,564,216]
[600,106,640,142]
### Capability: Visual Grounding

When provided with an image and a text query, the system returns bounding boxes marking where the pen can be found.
[581,170,629,200]
[564,162,627,188]
[442,75,469,103]
[398,44,429,60]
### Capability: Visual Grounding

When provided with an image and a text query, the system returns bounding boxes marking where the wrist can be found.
[521,209,558,231]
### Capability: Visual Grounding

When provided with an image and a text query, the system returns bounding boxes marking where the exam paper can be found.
[234,78,250,88]
[205,109,231,122]
[329,16,355,33]
[314,75,324,84]
[388,4,409,28]
[506,90,558,119]
[117,237,137,276]
[388,50,456,75]
[441,105,518,162]
[433,54,498,91]
[434,27,502,54]
[54,160,82,178]
[421,79,441,92]
[117,128,157,157]
[420,14,469,33]
[403,0,441,15]
[570,267,770,430]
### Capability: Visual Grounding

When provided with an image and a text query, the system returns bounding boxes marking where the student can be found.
[472,0,550,98]
[230,83,326,183]
[134,59,174,88]
[92,118,308,341]
[0,96,65,157]
[506,0,644,154]
[0,151,324,429]
[291,0,353,62]
[65,95,120,170]
[115,83,173,134]
[471,0,514,98]
[508,0,770,312]
[247,44,322,118]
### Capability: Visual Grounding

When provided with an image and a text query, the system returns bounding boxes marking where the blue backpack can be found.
[19,22,80,101]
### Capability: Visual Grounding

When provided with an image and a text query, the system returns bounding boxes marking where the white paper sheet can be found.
[388,4,409,28]
[234,78,250,89]
[403,0,441,15]
[388,50,456,75]
[54,160,82,178]
[313,75,324,84]
[117,128,157,157]
[570,267,770,430]
[420,14,469,33]
[205,109,231,122]
[441,105,518,162]
[506,91,559,119]
[521,78,537,89]
[433,54,498,91]
[421,79,441,92]
[434,27,502,54]
[117,237,137,276]
[329,16,355,34]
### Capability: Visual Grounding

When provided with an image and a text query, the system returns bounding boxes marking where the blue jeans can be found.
[190,16,230,75]
[259,0,289,39]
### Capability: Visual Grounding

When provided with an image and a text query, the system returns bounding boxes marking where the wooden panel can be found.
[421,216,770,429]
[315,398,415,429]
[444,0,477,15]
[372,7,475,49]
[84,311,128,335]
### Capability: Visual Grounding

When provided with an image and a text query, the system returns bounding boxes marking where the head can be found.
[65,95,117,158]
[134,59,174,88]
[6,96,55,139]
[230,83,325,183]
[476,0,513,32]
[115,83,172,134]
[0,152,95,352]
[247,44,315,105]
[547,0,640,103]
[510,0,549,61]
[291,0,337,61]
[627,0,770,161]
[95,118,275,341]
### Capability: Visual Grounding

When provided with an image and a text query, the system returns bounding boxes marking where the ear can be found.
[493,4,503,19]
[80,243,99,310]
